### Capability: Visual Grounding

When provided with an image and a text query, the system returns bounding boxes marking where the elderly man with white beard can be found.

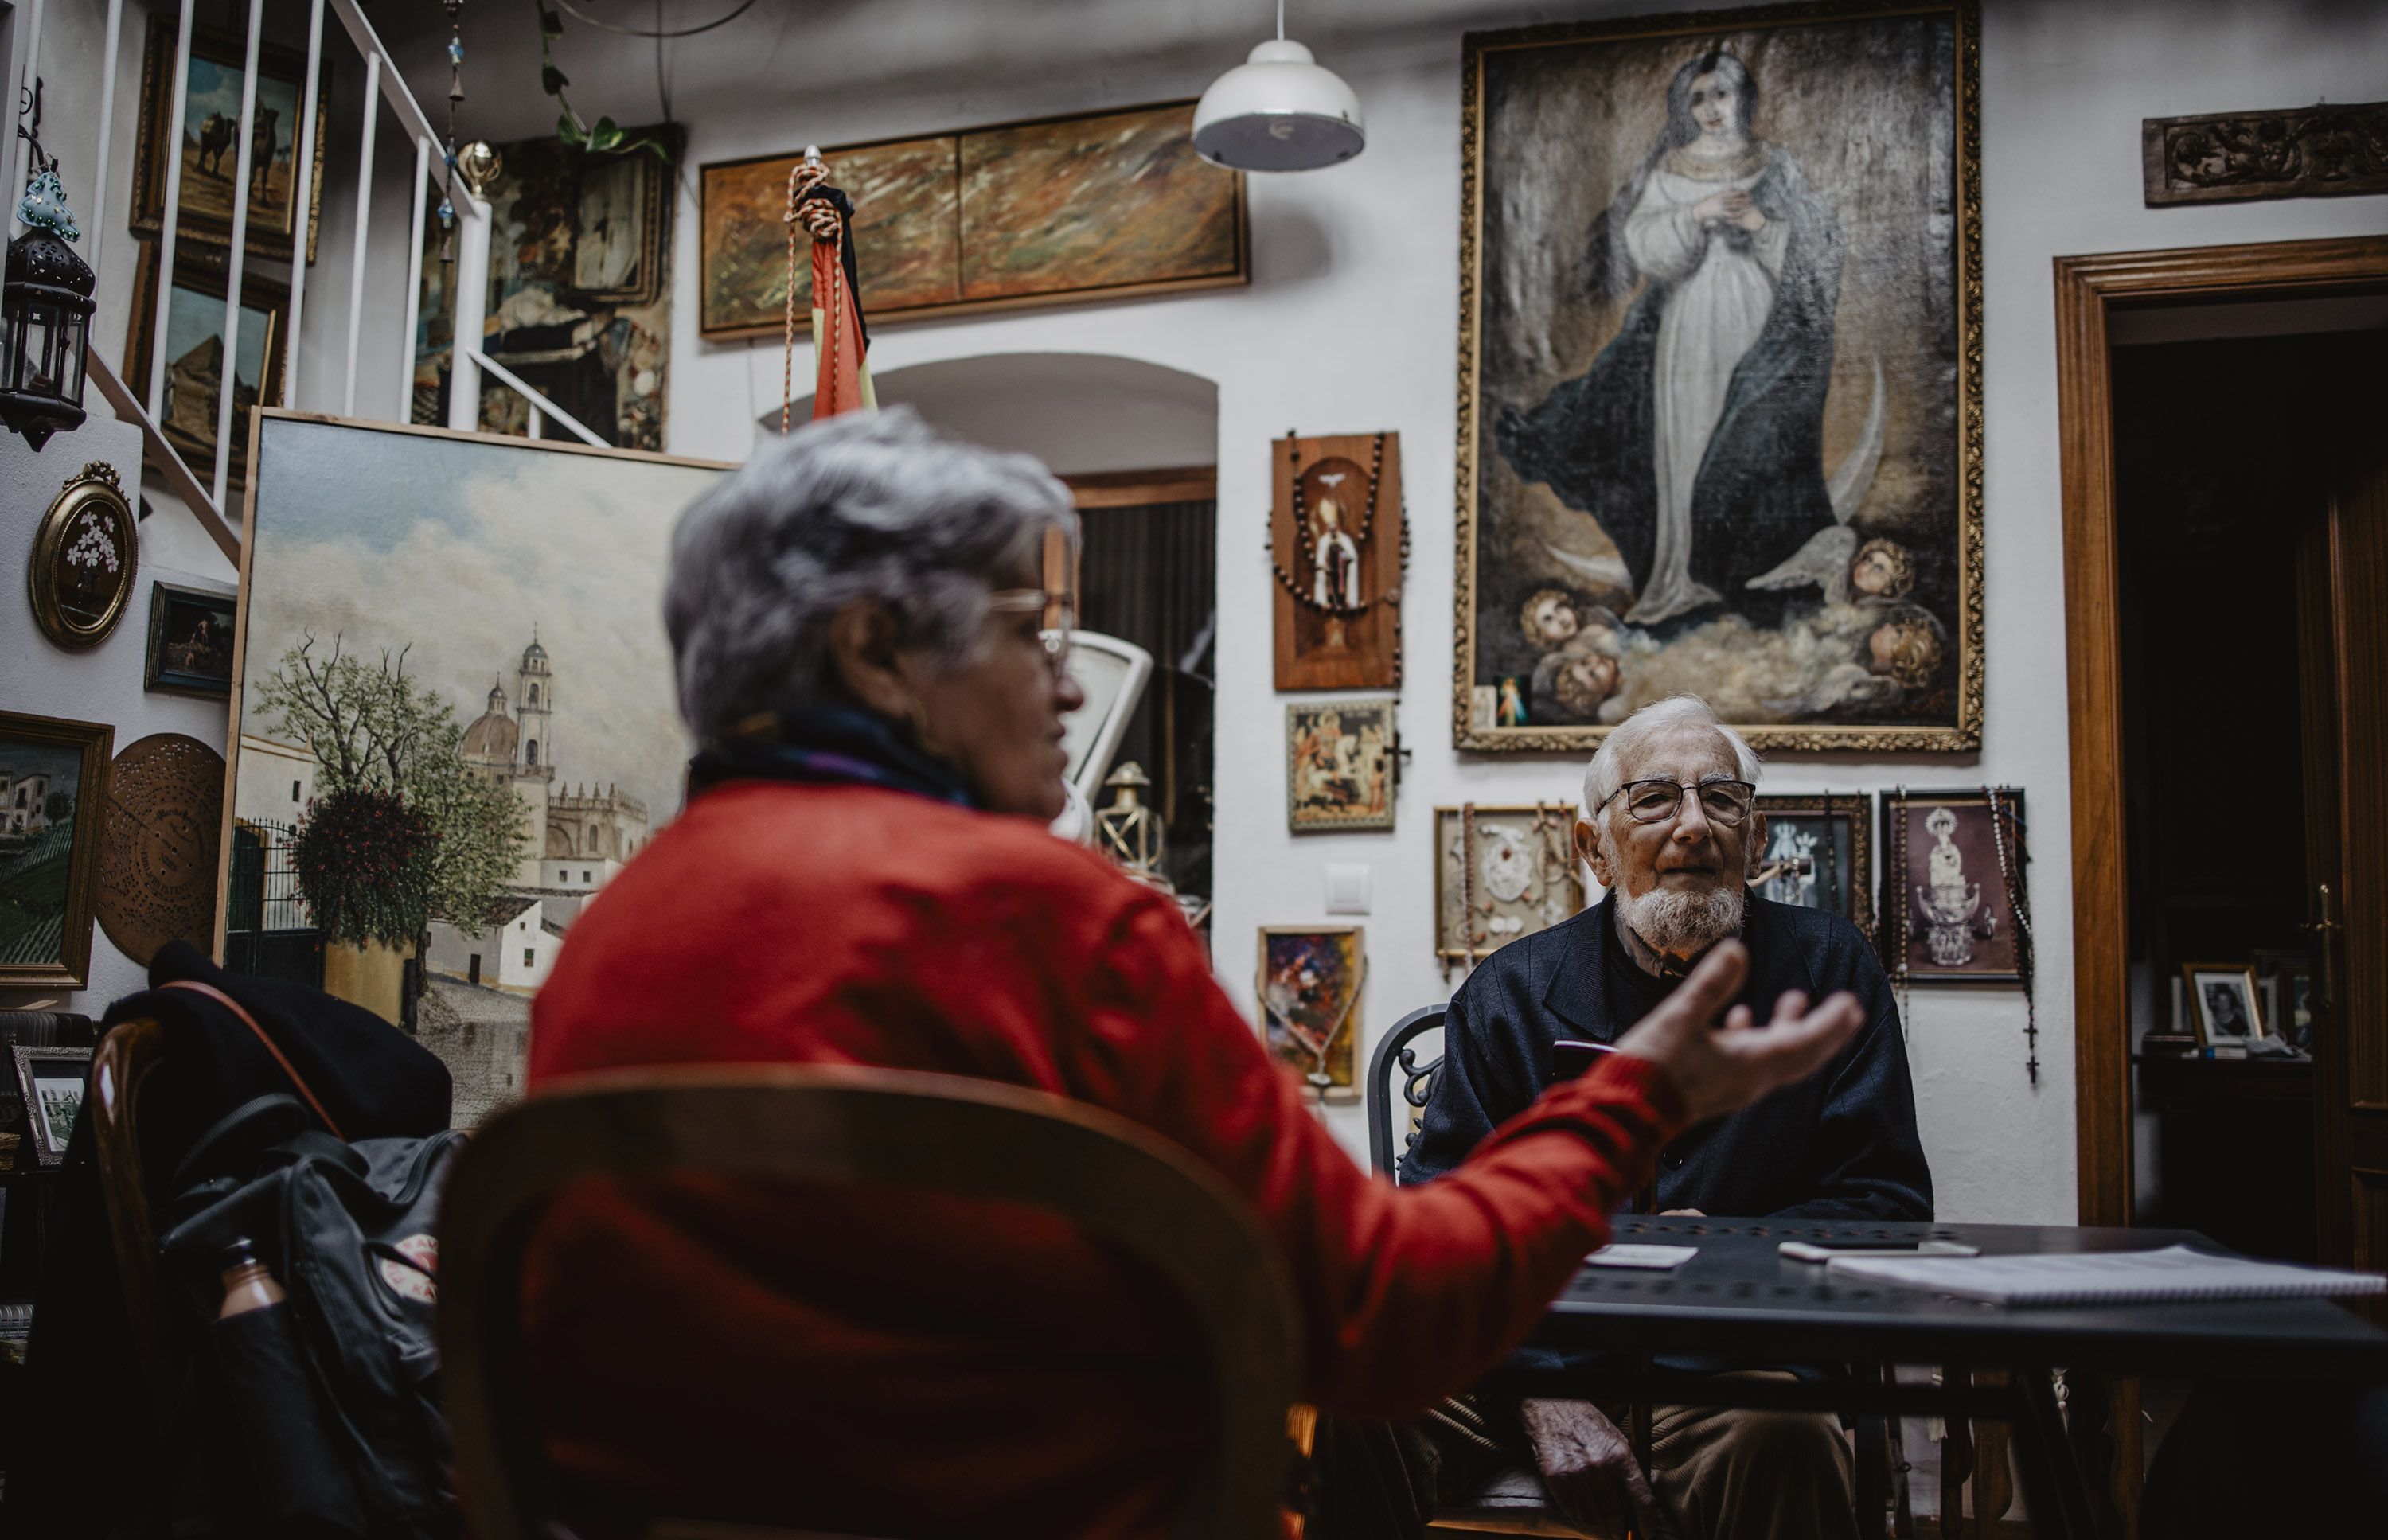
[1399,694,1930,1540]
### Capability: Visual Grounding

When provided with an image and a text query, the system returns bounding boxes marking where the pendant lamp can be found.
[1192,2,1364,172]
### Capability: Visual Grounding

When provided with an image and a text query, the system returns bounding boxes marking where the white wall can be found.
[29,0,2366,1218]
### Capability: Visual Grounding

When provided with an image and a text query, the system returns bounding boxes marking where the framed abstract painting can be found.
[1454,1,1982,751]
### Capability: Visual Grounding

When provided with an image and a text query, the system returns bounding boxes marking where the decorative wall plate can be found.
[98,733,225,965]
[29,462,138,649]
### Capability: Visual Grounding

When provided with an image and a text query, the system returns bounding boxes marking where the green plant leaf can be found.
[556,111,584,147]
[539,6,564,41]
[541,63,568,96]
[587,116,623,151]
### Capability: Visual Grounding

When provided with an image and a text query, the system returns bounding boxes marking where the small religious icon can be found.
[1912,805,1991,966]
[1270,431,1403,690]
[1496,675,1529,727]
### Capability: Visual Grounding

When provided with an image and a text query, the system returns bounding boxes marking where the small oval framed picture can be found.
[29,462,139,649]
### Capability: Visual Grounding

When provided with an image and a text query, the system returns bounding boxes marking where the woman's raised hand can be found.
[1613,942,1863,1124]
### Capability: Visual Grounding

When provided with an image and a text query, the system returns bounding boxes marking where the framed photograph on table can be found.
[1434,804,1583,967]
[2249,949,2318,1052]
[1750,793,1873,934]
[10,1046,94,1166]
[1453,0,1983,751]
[2183,963,2266,1050]
[131,16,330,263]
[1258,926,1365,1105]
[0,713,115,990]
[1879,788,2027,985]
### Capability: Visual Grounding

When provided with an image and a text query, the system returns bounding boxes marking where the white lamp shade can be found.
[1192,38,1366,172]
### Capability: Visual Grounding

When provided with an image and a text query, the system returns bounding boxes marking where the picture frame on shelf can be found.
[2182,962,2266,1049]
[145,581,240,698]
[1750,793,1874,935]
[131,16,330,263]
[1433,803,1583,967]
[1257,926,1365,1105]
[0,713,115,989]
[1286,698,1398,834]
[2249,949,2317,1052]
[10,1046,94,1167]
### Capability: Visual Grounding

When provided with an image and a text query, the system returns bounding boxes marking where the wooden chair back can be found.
[438,1064,1305,1540]
[89,1016,179,1440]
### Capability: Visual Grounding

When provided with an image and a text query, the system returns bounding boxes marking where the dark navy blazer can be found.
[1402,893,1933,1223]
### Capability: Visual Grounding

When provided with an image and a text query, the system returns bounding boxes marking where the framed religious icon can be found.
[131,17,330,263]
[1285,698,1398,833]
[126,245,290,493]
[28,462,139,650]
[1750,793,1873,934]
[146,581,240,698]
[1258,926,1366,1105]
[1453,0,1983,751]
[2182,963,2267,1050]
[1879,787,2026,985]
[11,1046,93,1166]
[0,713,115,989]
[1273,432,1404,690]
[1434,804,1585,969]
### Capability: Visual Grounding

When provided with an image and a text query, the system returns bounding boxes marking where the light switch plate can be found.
[1325,863,1373,914]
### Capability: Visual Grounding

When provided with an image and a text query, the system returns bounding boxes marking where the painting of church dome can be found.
[460,683,520,767]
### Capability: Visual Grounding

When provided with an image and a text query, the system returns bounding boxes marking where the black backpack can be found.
[157,1091,465,1539]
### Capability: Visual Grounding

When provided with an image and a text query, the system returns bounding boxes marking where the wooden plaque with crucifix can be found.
[1271,431,1403,690]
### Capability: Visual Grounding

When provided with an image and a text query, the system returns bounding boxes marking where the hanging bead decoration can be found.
[439,2,464,263]
[1986,785,2039,1084]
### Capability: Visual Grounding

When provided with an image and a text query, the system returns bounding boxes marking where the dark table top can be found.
[1525,1215,2388,1381]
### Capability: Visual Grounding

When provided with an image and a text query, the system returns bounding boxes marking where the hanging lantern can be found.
[0,168,94,452]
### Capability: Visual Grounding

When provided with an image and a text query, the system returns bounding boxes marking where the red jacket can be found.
[524,782,1684,1538]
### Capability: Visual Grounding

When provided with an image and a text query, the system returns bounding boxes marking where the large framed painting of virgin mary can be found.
[1454,1,1982,751]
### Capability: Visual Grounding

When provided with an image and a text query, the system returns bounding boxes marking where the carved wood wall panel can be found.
[2143,101,2388,207]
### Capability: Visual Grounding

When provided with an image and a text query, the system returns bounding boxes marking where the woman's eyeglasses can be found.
[985,588,1077,673]
[1597,778,1758,827]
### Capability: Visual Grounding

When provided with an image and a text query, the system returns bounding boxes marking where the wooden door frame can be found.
[2057,235,2388,1226]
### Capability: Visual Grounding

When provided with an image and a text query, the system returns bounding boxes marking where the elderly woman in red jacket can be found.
[522,407,1861,1539]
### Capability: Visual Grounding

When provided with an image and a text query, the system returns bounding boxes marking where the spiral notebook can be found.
[1824,1245,2388,1307]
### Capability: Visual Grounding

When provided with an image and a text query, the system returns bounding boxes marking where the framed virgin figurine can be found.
[1273,431,1404,689]
[1879,787,2027,985]
[1454,1,1983,751]
[1750,792,1873,935]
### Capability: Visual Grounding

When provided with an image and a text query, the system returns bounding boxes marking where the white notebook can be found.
[1824,1244,2388,1307]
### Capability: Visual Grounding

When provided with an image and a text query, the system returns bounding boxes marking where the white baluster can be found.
[211,0,263,511]
[341,51,377,416]
[280,0,325,407]
[398,135,427,423]
[447,192,490,432]
[147,0,197,421]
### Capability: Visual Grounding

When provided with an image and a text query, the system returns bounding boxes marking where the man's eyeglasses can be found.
[1597,778,1758,827]
[986,588,1077,673]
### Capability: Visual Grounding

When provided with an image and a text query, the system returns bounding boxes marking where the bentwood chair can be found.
[90,1017,181,1441]
[437,1064,1305,1540]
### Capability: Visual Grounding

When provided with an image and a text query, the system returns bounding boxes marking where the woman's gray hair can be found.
[665,407,1077,743]
[1581,694,1763,818]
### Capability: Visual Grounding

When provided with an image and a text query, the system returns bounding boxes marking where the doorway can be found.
[2057,236,2388,1274]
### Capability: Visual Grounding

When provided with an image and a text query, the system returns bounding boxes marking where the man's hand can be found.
[1614,941,1862,1124]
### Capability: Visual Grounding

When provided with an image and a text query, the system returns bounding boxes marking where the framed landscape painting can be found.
[225,412,727,1125]
[699,101,1247,340]
[0,714,113,989]
[126,247,288,492]
[1454,0,1982,751]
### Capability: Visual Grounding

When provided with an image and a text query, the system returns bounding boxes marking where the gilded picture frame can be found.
[0,712,115,990]
[2180,962,2266,1049]
[29,462,139,650]
[1453,0,1984,752]
[130,16,330,263]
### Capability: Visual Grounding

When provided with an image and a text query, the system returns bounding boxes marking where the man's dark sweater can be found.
[1403,893,1932,1222]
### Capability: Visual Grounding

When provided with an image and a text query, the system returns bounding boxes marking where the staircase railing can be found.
[20,0,602,555]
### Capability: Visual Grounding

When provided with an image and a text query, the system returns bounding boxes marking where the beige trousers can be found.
[1643,1373,1859,1540]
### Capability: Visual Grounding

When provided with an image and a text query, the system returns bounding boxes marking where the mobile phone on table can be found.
[1778,1238,1980,1261]
[1551,1039,1619,1081]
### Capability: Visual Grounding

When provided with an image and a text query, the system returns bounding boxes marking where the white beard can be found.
[1617,879,1745,958]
